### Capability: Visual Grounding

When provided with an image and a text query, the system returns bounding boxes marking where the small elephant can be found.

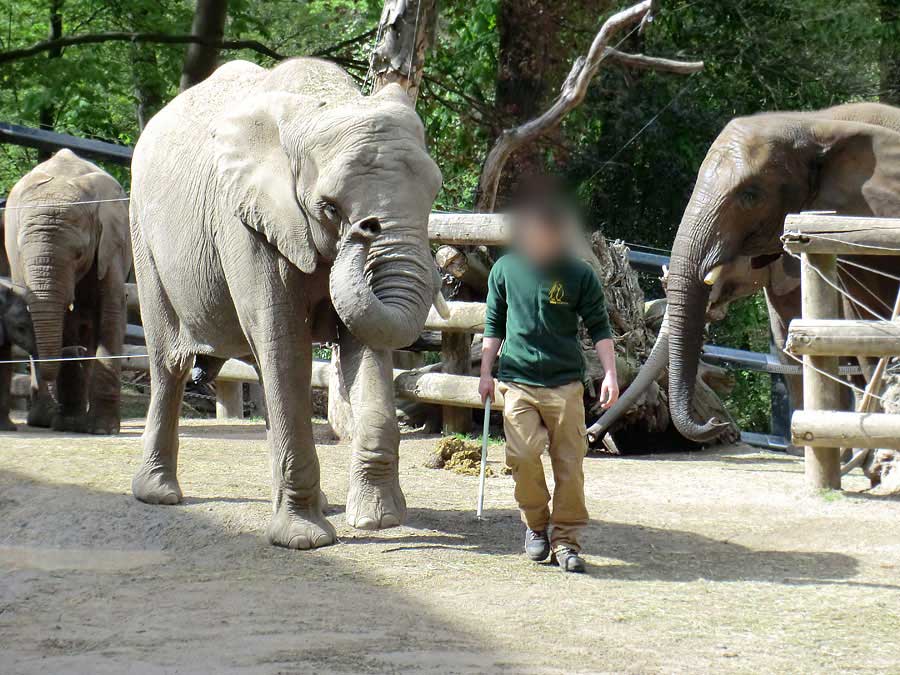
[0,281,38,430]
[3,149,132,434]
[594,102,900,442]
[130,58,443,549]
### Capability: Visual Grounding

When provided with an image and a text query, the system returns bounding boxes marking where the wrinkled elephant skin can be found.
[129,58,442,549]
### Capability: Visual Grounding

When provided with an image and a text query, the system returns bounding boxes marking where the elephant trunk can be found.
[586,317,669,443]
[666,242,728,442]
[330,217,434,351]
[23,253,74,385]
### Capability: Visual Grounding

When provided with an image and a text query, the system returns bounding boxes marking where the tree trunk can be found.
[179,0,228,92]
[475,0,562,209]
[38,0,64,161]
[369,0,438,99]
[881,0,900,106]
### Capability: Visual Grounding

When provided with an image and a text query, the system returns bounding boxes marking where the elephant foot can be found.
[267,494,336,550]
[346,466,407,531]
[52,413,87,433]
[86,412,121,435]
[132,464,183,505]
[0,417,17,432]
[27,400,57,428]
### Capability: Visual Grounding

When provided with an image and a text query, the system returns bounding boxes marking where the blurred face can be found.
[513,214,569,266]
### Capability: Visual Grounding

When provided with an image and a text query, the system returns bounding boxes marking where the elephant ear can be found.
[68,171,131,281]
[211,92,318,274]
[804,119,900,215]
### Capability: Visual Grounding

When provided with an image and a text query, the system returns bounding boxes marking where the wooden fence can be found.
[783,213,900,490]
[116,213,510,420]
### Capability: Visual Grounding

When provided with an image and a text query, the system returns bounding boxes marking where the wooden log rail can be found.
[784,212,900,491]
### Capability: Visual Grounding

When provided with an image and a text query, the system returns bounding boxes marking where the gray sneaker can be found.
[524,528,550,561]
[553,548,586,573]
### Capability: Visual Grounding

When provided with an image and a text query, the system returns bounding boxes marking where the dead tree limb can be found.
[369,0,438,99]
[474,0,703,212]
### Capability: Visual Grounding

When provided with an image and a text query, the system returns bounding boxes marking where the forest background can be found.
[1,0,896,431]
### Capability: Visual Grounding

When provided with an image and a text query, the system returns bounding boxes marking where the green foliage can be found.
[708,293,772,433]
[1,0,894,436]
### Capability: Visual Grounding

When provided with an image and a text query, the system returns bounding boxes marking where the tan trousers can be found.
[498,380,588,552]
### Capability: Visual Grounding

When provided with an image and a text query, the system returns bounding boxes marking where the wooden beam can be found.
[394,370,504,408]
[440,332,472,433]
[786,319,900,357]
[792,411,900,450]
[215,380,243,419]
[800,253,843,490]
[424,301,486,332]
[427,213,508,246]
[783,214,900,255]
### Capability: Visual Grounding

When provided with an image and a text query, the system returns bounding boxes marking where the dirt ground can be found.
[1,417,898,674]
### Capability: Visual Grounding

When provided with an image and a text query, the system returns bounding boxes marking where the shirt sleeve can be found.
[483,260,508,339]
[578,264,612,343]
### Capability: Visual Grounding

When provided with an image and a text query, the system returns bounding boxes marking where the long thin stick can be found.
[476,397,492,519]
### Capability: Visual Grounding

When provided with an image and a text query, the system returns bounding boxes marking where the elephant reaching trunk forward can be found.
[593,102,900,442]
[130,58,442,549]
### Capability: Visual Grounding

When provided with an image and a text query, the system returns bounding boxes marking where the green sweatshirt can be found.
[484,252,612,387]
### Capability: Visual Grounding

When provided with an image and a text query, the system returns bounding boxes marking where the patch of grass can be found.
[448,431,504,446]
[818,488,844,502]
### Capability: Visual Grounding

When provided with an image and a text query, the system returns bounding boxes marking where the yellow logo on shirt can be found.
[548,281,567,305]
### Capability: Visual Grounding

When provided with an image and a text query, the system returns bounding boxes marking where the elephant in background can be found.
[2,149,131,434]
[594,103,900,442]
[130,58,443,549]
[0,280,38,430]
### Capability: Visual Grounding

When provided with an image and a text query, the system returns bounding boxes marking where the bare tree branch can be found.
[0,31,288,64]
[603,47,703,74]
[474,0,703,212]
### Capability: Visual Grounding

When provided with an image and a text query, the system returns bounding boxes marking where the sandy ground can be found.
[0,417,899,675]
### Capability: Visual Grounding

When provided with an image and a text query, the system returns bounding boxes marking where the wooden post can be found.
[800,253,842,490]
[216,380,244,420]
[441,332,472,434]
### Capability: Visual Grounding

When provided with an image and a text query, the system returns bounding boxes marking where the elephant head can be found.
[212,83,443,351]
[664,111,900,440]
[0,279,37,357]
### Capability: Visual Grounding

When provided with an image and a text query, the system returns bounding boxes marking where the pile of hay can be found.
[426,436,510,477]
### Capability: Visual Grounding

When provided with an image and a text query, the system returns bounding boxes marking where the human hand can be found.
[478,374,495,404]
[598,371,619,410]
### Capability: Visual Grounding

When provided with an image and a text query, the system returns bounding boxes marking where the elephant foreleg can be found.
[337,326,406,530]
[86,263,126,434]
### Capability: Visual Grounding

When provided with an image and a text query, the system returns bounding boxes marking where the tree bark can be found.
[179,0,229,92]
[38,0,64,161]
[369,0,438,99]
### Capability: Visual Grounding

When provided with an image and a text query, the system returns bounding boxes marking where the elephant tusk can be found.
[703,265,723,286]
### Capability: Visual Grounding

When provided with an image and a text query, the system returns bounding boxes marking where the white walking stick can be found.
[476,397,491,519]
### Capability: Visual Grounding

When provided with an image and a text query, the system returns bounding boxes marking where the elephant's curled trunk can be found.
[666,261,728,442]
[330,218,434,351]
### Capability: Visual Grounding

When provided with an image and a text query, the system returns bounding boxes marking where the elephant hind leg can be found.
[132,352,190,505]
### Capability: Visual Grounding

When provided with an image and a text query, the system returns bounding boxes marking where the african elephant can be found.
[3,149,131,434]
[593,102,900,442]
[0,280,38,430]
[129,58,443,549]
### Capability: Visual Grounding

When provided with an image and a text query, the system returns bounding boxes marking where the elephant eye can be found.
[321,201,340,223]
[738,187,761,208]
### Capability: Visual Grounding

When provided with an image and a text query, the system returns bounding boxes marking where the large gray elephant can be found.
[2,149,131,434]
[0,280,38,430]
[593,102,900,442]
[130,58,442,549]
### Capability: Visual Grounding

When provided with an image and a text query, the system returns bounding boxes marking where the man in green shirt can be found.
[479,197,618,573]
